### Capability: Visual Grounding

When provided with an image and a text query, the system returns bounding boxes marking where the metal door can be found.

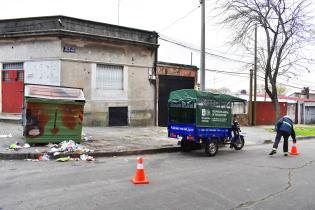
[158,75,194,126]
[305,106,315,124]
[2,63,24,113]
[108,107,128,126]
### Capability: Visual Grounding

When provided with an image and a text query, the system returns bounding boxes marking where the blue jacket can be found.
[276,116,296,141]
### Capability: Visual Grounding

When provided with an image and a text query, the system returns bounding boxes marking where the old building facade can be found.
[156,62,198,126]
[0,16,158,126]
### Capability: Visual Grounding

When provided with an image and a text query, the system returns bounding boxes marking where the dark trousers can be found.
[273,131,289,152]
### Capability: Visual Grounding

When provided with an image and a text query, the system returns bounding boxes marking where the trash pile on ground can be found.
[8,139,95,162]
[46,140,95,162]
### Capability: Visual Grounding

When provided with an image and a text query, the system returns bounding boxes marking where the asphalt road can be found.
[1,140,315,210]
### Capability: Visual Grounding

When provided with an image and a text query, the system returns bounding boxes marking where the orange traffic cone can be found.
[289,143,300,155]
[131,157,149,184]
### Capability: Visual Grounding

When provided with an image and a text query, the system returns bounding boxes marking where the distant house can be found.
[238,93,315,125]
[0,16,159,126]
[289,89,315,99]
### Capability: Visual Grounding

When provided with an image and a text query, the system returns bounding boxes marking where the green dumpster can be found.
[23,84,85,144]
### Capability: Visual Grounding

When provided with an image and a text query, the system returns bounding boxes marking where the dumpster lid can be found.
[25,85,85,101]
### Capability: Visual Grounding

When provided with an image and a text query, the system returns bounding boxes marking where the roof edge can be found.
[0,15,159,36]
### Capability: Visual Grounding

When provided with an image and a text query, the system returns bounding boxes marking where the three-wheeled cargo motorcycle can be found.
[167,89,246,156]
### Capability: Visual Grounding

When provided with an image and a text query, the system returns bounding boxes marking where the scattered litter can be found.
[42,153,50,161]
[0,133,12,138]
[24,159,39,162]
[9,139,95,162]
[86,156,95,161]
[56,156,70,162]
[9,142,22,150]
[80,154,87,160]
[49,147,60,153]
[80,154,95,161]
[83,136,93,142]
[38,153,50,161]
[9,142,31,150]
[47,140,92,156]
[47,143,59,148]
[82,132,93,142]
[53,152,61,156]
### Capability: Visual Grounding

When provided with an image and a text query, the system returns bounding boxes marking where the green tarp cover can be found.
[168,89,246,104]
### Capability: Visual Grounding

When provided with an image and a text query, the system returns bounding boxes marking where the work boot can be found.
[269,149,277,155]
[283,152,288,156]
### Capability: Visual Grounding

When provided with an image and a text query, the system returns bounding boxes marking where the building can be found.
[0,16,158,126]
[239,93,315,125]
[289,88,315,99]
[155,62,198,126]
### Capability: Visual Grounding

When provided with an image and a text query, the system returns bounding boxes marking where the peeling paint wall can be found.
[0,36,156,126]
[24,60,61,86]
[0,38,61,61]
[60,39,155,126]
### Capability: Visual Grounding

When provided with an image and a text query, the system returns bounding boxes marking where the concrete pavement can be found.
[1,141,315,209]
[0,120,311,160]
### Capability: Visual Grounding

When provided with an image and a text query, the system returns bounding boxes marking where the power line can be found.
[205,68,248,75]
[160,6,200,32]
[159,35,252,64]
[205,68,315,92]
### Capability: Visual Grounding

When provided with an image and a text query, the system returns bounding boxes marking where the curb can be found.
[262,135,315,144]
[0,146,181,160]
[297,136,315,140]
[1,136,315,160]
[0,118,21,124]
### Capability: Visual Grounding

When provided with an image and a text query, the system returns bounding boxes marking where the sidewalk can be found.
[0,121,312,160]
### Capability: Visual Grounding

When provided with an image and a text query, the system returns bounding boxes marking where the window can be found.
[169,107,195,124]
[17,70,24,81]
[96,64,123,90]
[2,71,9,81]
[3,63,23,70]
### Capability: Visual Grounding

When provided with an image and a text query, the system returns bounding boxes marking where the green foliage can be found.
[266,126,315,137]
[294,127,315,137]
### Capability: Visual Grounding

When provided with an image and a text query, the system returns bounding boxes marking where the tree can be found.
[217,0,313,122]
[257,84,287,95]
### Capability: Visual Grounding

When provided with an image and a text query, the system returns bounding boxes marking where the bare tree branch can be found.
[216,0,314,122]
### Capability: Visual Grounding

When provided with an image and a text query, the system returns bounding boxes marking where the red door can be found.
[2,68,24,113]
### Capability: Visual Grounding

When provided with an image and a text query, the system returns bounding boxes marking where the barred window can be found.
[96,64,123,90]
[2,71,9,81]
[3,62,23,70]
[17,70,24,81]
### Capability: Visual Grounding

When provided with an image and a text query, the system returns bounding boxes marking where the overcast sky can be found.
[1,0,315,94]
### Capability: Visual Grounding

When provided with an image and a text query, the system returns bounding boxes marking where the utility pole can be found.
[191,52,193,65]
[249,69,253,125]
[253,24,258,125]
[117,0,120,25]
[200,0,205,91]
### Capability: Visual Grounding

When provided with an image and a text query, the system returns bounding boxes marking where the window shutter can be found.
[3,63,23,70]
[96,64,123,90]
